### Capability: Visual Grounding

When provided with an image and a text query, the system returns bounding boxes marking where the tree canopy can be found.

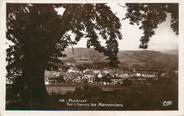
[6,3,122,99]
[125,3,178,48]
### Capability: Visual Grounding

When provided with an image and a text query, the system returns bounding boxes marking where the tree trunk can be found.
[22,37,54,108]
[24,59,48,104]
[21,22,69,108]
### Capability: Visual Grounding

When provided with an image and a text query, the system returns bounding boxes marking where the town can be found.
[45,61,178,94]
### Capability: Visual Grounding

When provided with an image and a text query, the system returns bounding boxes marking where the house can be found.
[82,74,94,83]
[73,77,82,83]
[95,75,111,84]
[93,69,101,74]
[111,77,123,84]
[97,72,103,78]
[46,75,65,84]
[119,73,129,78]
[68,67,80,73]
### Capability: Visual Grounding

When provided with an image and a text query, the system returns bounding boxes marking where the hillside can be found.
[161,49,178,55]
[61,48,178,69]
[118,50,178,69]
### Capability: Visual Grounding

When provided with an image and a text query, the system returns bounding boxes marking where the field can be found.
[47,78,178,110]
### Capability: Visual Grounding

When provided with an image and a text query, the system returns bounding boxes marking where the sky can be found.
[54,3,178,51]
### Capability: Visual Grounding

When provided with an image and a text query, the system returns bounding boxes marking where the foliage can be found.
[125,3,178,48]
[122,78,132,86]
[6,4,122,96]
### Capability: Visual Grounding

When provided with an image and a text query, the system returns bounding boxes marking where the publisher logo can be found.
[162,100,172,107]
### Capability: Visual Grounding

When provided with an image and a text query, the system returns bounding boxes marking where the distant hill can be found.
[62,48,178,69]
[63,47,107,62]
[117,50,178,68]
[161,49,178,55]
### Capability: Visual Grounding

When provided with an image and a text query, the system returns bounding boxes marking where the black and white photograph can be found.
[1,0,184,116]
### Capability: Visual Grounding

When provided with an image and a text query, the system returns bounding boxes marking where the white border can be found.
[0,0,184,116]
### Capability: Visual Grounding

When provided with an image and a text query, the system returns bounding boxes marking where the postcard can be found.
[0,0,184,116]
